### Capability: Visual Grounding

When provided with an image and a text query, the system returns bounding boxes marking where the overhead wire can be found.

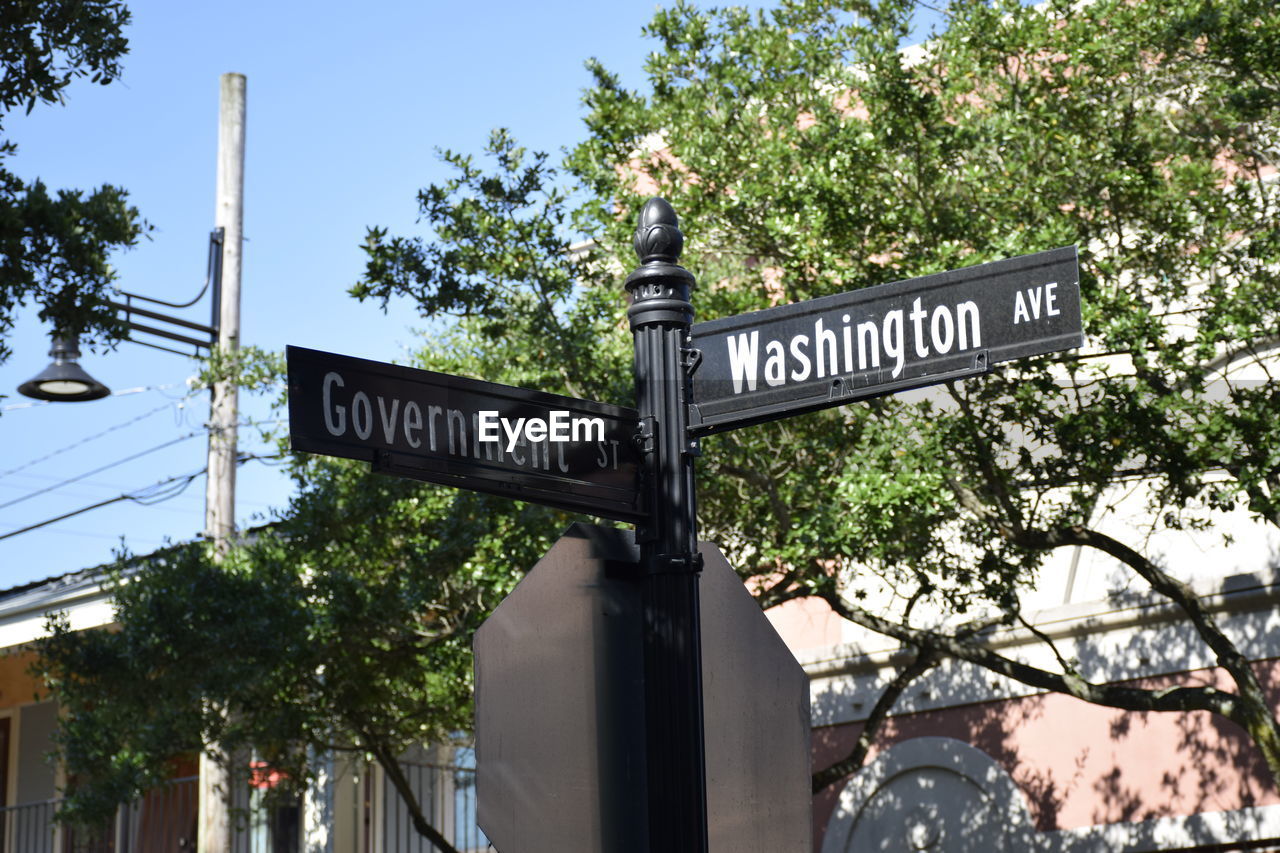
[0,471,274,511]
[0,401,183,480]
[0,382,190,412]
[38,528,167,545]
[0,414,285,499]
[0,431,204,512]
[0,452,284,543]
[0,467,207,542]
[0,406,278,484]
[0,481,202,513]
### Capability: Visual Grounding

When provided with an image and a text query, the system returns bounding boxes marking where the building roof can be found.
[0,562,120,650]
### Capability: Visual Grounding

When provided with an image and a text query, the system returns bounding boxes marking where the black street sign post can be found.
[287,346,645,522]
[625,200,710,851]
[689,246,1082,434]
[287,197,1084,853]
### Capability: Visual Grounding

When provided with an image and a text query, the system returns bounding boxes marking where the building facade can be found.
[772,486,1280,851]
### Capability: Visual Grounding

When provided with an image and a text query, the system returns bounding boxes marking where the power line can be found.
[0,382,191,412]
[0,432,203,512]
[2,415,283,480]
[37,528,168,545]
[0,475,274,511]
[0,481,203,512]
[0,452,283,543]
[0,467,206,542]
[0,415,285,510]
[0,472,178,493]
[0,401,183,480]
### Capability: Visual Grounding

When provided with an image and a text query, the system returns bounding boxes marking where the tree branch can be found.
[718,462,793,529]
[1015,526,1260,694]
[1013,524,1280,782]
[946,382,1025,535]
[1192,333,1280,383]
[366,738,462,853]
[812,646,941,794]
[819,590,1245,720]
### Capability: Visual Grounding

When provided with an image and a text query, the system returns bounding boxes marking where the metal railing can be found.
[0,763,488,853]
[116,773,198,852]
[0,797,58,853]
[379,762,488,853]
[0,775,198,853]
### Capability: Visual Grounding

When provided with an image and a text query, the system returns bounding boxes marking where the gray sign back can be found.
[474,523,812,852]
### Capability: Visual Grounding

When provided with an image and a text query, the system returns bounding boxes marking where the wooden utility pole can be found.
[199,70,245,853]
[204,71,245,549]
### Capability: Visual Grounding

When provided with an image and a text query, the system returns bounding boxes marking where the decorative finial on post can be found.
[634,197,684,265]
[625,198,696,328]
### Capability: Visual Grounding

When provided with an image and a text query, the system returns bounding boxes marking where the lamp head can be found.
[17,335,111,402]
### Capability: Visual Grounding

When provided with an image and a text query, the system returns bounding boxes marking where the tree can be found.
[38,471,546,853]
[0,0,146,367]
[36,0,1280,846]
[566,0,1280,788]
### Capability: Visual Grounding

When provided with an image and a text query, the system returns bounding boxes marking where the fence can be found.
[0,763,486,853]
[117,773,199,852]
[0,797,58,853]
[377,761,488,853]
[0,775,198,853]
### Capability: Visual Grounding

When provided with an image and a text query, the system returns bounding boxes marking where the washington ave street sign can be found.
[688,246,1082,434]
[286,346,644,522]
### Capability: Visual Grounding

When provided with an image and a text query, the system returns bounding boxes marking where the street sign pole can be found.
[625,198,709,852]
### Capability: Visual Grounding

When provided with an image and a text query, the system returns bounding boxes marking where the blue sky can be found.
[0,1,947,588]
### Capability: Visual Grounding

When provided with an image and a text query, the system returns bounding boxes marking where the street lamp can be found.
[15,226,224,404]
[17,335,112,402]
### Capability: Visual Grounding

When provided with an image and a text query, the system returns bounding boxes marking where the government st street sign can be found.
[286,346,645,523]
[687,246,1082,434]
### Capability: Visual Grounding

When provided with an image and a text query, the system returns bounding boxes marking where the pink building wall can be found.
[811,659,1280,848]
[765,593,847,652]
